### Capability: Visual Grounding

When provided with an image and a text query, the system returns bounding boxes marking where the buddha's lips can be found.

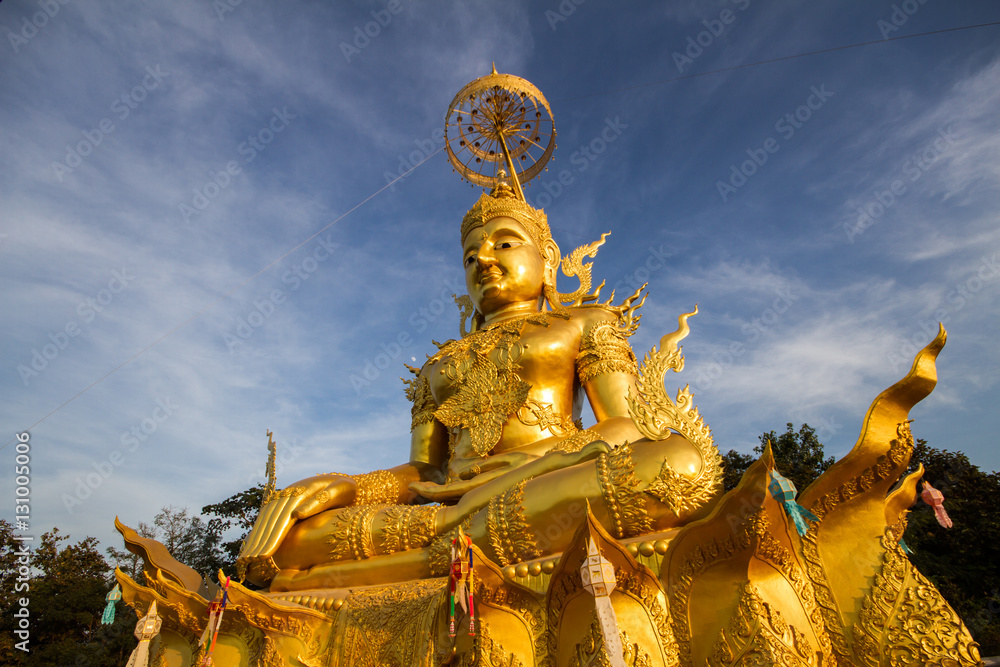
[479,268,502,284]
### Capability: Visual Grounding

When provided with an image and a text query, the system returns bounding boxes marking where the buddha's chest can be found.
[427,315,580,407]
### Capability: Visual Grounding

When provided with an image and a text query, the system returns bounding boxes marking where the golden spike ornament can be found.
[261,430,278,506]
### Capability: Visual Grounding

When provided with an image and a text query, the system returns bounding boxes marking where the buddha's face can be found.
[463,216,546,315]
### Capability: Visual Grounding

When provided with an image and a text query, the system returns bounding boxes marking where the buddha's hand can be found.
[237,474,357,566]
[412,440,612,504]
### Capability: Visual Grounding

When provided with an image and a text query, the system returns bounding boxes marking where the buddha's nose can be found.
[476,244,497,266]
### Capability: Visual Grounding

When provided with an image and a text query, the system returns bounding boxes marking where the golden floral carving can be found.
[326,505,389,561]
[550,426,603,453]
[379,505,439,555]
[807,422,914,521]
[333,578,446,667]
[427,532,453,577]
[568,614,653,667]
[708,583,817,666]
[668,509,807,665]
[551,232,610,309]
[596,444,652,540]
[486,480,541,566]
[852,529,982,666]
[352,469,400,506]
[798,529,853,664]
[403,368,436,430]
[577,318,638,382]
[432,314,557,456]
[455,622,526,667]
[627,309,724,521]
[519,397,579,437]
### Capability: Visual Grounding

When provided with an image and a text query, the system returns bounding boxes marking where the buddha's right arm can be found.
[238,420,447,567]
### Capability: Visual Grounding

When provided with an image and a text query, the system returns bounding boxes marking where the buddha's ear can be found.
[540,239,561,273]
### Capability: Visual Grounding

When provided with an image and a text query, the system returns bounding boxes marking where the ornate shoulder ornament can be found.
[628,307,723,515]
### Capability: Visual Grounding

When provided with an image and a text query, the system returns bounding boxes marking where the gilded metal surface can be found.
[115,72,981,667]
[330,578,445,667]
[577,317,638,381]
[553,232,611,309]
[352,469,399,505]
[569,619,653,667]
[380,504,439,554]
[627,308,724,518]
[709,583,816,666]
[445,66,556,196]
[486,479,541,566]
[596,444,653,539]
[852,530,982,666]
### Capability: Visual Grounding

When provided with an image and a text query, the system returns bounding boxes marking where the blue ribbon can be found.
[102,584,121,625]
[782,500,819,537]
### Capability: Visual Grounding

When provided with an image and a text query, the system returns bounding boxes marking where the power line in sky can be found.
[6,19,1000,446]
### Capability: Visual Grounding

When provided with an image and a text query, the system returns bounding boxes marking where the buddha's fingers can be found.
[243,497,296,557]
[561,439,611,465]
[410,468,509,502]
[461,451,535,478]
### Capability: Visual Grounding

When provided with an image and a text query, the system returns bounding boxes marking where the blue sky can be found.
[2,0,998,553]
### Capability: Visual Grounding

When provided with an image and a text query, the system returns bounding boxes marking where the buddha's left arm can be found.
[577,312,646,445]
[581,371,646,445]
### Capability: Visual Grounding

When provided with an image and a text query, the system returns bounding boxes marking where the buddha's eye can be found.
[497,241,517,249]
[465,254,476,266]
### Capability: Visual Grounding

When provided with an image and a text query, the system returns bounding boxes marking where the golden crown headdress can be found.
[460,175,553,251]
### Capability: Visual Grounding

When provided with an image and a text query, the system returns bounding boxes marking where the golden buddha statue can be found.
[237,175,723,591]
[114,70,982,667]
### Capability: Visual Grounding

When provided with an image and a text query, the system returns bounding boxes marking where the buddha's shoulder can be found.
[562,305,627,330]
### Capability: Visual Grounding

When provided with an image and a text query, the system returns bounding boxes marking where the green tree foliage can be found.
[202,483,264,568]
[0,523,137,666]
[721,423,834,492]
[904,440,1000,655]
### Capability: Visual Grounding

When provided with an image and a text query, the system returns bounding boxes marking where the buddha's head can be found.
[461,181,560,320]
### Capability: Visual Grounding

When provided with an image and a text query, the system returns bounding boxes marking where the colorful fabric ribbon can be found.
[102,583,121,625]
[199,576,231,666]
[920,481,953,528]
[448,528,475,637]
[898,537,913,555]
[768,469,819,537]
